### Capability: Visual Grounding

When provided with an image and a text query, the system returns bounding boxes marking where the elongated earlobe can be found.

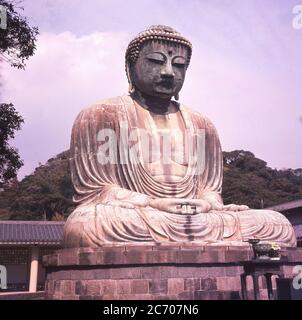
[126,63,135,94]
[128,83,135,94]
[174,93,179,101]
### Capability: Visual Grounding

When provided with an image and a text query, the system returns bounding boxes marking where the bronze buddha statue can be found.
[63,25,296,248]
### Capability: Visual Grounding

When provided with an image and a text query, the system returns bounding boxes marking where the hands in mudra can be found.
[149,198,211,214]
[209,200,249,212]
[105,198,249,215]
[149,198,249,214]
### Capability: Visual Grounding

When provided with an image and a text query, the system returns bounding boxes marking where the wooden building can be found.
[266,199,302,247]
[0,221,63,293]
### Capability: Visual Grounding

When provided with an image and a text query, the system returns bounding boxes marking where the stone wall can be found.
[43,244,302,300]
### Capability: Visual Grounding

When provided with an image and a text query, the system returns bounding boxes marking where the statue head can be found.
[125,25,192,101]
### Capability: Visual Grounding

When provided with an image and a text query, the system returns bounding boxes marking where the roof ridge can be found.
[0,221,65,225]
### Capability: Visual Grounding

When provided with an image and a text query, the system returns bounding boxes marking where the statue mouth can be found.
[156,80,174,90]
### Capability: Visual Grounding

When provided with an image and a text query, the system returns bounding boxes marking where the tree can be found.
[0,103,23,187]
[0,149,302,220]
[222,150,302,208]
[0,1,38,186]
[0,0,39,69]
[4,150,75,221]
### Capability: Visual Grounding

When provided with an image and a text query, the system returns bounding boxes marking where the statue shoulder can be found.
[83,95,127,114]
[73,95,128,123]
[181,105,218,132]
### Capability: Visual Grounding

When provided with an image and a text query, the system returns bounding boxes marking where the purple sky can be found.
[1,0,302,179]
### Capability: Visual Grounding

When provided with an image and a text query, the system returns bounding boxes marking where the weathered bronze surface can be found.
[63,25,296,248]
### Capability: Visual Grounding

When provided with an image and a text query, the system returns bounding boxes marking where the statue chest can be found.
[133,108,190,183]
[140,129,189,182]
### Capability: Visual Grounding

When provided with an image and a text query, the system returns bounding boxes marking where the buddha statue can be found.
[63,25,296,248]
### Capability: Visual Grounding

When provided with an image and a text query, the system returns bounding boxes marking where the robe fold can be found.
[63,95,296,248]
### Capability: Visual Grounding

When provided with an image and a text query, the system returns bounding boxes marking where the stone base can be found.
[43,244,302,300]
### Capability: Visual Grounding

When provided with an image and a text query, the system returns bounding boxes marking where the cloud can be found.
[2,31,130,178]
[2,23,302,180]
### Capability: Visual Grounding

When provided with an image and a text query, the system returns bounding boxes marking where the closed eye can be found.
[146,52,166,65]
[172,62,186,68]
[147,58,165,65]
[172,56,187,68]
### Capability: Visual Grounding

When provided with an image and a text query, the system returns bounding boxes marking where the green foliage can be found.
[0,1,39,185]
[222,150,302,208]
[0,0,39,69]
[0,103,24,186]
[0,150,75,220]
[0,149,301,220]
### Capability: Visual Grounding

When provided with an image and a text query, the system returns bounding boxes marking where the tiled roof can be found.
[0,220,301,244]
[0,221,64,245]
[266,199,302,213]
[294,225,302,239]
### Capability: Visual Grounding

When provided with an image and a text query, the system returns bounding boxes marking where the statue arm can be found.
[200,190,224,209]
[70,103,153,209]
[193,114,224,209]
[194,118,248,212]
[98,185,151,208]
[194,119,248,212]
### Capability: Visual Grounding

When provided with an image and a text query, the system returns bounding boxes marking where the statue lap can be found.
[64,204,296,247]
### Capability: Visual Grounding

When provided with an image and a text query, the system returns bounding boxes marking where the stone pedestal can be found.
[43,244,302,300]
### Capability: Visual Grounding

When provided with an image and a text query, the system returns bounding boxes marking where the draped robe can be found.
[63,95,296,248]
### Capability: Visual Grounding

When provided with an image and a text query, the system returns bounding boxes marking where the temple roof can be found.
[265,199,302,213]
[294,225,302,239]
[0,220,301,245]
[0,221,64,245]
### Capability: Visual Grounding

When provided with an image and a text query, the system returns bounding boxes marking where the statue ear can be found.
[174,93,179,101]
[126,62,135,94]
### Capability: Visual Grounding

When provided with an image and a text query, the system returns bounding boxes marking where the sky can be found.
[1,0,302,179]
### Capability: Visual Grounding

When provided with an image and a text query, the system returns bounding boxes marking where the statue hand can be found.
[149,198,211,215]
[104,200,135,209]
[207,199,224,211]
[206,198,249,212]
[222,204,249,212]
[184,199,211,214]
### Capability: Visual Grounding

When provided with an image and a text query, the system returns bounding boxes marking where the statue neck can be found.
[131,91,174,114]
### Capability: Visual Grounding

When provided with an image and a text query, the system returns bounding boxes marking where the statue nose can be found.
[161,62,175,78]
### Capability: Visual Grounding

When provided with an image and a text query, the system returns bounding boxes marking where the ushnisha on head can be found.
[125,25,192,101]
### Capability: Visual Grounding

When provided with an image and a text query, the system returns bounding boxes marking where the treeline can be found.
[0,150,302,221]
[0,150,74,220]
[222,150,302,208]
